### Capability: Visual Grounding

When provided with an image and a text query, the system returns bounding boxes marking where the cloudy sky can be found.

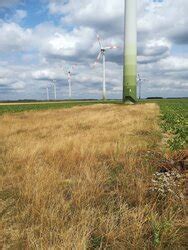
[0,0,188,100]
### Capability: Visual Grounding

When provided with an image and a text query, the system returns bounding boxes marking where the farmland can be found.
[0,101,103,115]
[1,101,187,249]
[143,99,188,150]
[159,100,187,150]
[0,98,187,119]
[0,99,187,150]
[145,98,188,121]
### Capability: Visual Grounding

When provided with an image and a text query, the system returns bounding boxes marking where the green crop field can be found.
[1,99,187,119]
[0,100,125,115]
[143,99,188,150]
[145,99,188,119]
[0,101,103,115]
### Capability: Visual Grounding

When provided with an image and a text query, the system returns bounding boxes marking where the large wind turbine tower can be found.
[123,0,137,103]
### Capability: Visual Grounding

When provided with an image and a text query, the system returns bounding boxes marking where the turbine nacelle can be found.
[93,35,118,67]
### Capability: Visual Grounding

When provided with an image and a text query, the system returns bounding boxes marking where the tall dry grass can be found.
[0,104,186,249]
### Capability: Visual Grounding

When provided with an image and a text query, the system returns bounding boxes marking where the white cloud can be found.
[11,9,27,23]
[0,0,188,100]
[0,21,31,52]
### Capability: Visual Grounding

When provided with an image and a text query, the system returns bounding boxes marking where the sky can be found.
[0,0,188,100]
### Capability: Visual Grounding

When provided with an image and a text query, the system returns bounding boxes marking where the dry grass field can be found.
[0,104,186,249]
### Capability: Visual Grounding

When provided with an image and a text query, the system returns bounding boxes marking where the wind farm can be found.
[1,0,187,249]
[0,0,136,103]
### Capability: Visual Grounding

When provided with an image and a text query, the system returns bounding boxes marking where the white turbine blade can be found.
[97,51,102,60]
[97,34,102,49]
[92,52,102,68]
[62,65,68,75]
[105,45,119,50]
[71,64,77,72]
[62,67,67,75]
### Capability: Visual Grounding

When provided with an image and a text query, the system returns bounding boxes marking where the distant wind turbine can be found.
[63,64,77,99]
[93,34,118,100]
[137,74,147,100]
[52,79,57,100]
[46,86,49,101]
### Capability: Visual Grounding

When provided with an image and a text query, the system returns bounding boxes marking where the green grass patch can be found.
[0,101,100,115]
[142,99,188,150]
[0,100,123,115]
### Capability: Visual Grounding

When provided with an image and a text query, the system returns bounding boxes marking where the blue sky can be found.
[0,0,188,100]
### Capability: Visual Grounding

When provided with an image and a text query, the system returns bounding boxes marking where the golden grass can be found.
[0,104,186,249]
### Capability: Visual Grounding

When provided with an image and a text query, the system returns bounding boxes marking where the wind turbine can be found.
[137,74,147,100]
[93,34,118,101]
[46,86,49,101]
[123,0,137,103]
[63,64,77,99]
[52,79,57,100]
